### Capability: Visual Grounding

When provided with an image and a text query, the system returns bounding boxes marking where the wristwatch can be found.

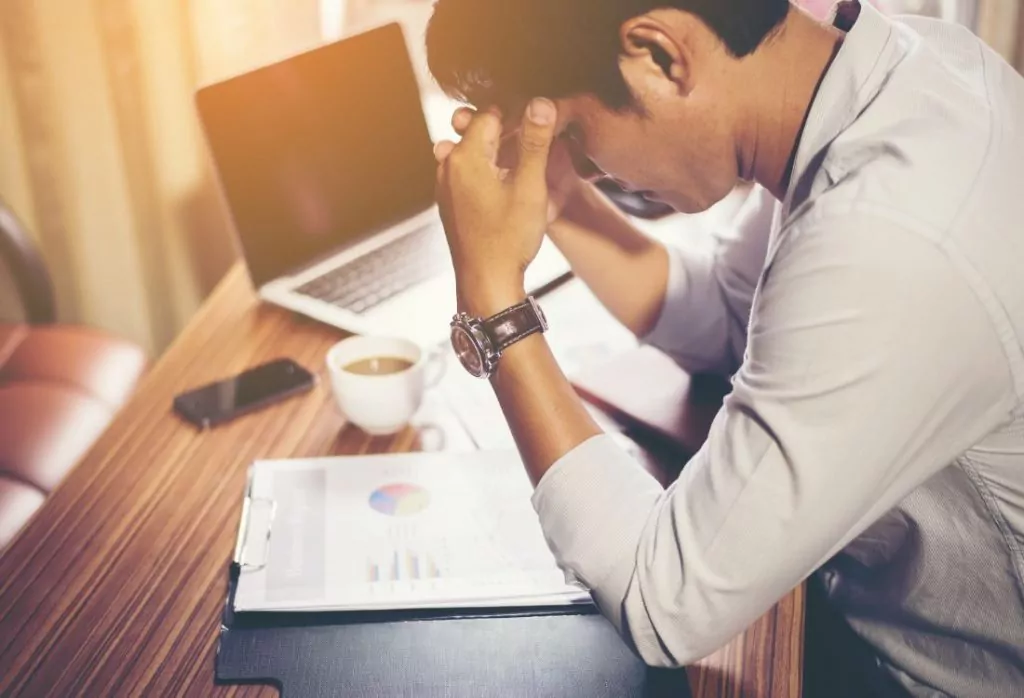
[450,296,548,379]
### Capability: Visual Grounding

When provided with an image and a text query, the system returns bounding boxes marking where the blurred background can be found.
[0,0,1021,357]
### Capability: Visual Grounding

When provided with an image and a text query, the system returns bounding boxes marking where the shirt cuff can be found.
[532,434,663,627]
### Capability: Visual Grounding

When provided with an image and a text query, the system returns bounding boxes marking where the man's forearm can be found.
[460,183,674,481]
[491,332,602,485]
[459,275,602,483]
[549,183,670,337]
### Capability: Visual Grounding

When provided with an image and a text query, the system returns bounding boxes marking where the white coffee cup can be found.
[326,336,445,435]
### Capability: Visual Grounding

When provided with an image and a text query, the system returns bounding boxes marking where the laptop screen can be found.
[196,23,437,288]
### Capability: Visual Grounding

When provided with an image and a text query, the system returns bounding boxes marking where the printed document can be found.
[233,450,591,612]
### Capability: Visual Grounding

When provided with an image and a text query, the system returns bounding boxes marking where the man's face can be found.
[552,90,741,215]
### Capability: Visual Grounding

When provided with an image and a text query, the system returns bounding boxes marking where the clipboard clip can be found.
[233,477,277,573]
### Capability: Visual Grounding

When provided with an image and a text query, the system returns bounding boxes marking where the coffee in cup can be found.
[342,356,415,376]
[326,336,445,435]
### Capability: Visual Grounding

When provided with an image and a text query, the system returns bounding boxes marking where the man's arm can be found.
[551,183,776,375]
[546,183,671,337]
[446,103,774,375]
[434,104,1011,665]
[527,217,1013,664]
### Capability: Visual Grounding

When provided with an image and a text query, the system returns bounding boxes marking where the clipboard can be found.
[215,468,692,697]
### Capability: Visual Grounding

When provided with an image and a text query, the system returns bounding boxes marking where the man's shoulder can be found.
[816,17,1022,239]
[821,97,987,236]
[776,183,1024,408]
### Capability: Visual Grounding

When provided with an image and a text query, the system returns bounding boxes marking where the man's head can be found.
[426,0,793,212]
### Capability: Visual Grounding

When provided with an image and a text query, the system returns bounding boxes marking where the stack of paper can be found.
[232,450,591,613]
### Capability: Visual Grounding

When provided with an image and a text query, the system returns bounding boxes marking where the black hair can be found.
[426,0,791,111]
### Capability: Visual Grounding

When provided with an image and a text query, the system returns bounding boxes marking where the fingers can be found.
[451,107,474,136]
[459,108,503,164]
[514,99,557,188]
[434,140,457,165]
[440,102,555,186]
[451,106,517,140]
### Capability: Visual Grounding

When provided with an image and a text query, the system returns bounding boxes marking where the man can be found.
[426,0,1024,695]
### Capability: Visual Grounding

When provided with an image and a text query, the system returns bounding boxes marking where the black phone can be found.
[172,358,317,429]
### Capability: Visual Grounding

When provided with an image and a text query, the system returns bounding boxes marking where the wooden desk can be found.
[0,264,803,697]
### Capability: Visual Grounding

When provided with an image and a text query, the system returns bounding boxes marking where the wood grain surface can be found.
[0,263,803,697]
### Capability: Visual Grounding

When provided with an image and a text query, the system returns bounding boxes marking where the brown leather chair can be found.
[0,201,147,551]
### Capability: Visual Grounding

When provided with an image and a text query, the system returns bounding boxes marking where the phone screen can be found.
[174,358,315,427]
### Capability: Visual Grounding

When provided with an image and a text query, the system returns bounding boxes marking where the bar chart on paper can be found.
[367,548,443,583]
[365,484,445,583]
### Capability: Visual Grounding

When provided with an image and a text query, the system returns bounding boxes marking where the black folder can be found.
[216,566,691,697]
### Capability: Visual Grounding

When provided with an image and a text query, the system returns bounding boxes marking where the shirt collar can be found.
[783,0,900,214]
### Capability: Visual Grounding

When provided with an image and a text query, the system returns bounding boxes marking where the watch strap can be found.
[484,297,546,353]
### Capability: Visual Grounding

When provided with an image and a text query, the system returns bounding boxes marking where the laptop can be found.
[195,23,570,348]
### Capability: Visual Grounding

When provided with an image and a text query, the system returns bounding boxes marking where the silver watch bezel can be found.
[450,312,500,379]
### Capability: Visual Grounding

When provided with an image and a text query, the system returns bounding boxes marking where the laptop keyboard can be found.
[295,225,449,314]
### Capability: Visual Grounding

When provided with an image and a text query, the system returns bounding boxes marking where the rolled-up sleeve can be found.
[644,186,775,376]
[533,212,1014,667]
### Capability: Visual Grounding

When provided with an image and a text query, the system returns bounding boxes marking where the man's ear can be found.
[619,16,694,96]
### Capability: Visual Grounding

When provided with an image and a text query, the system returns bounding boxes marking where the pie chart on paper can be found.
[369,483,431,516]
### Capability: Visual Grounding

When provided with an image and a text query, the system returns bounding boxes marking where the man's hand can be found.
[434,99,559,317]
[448,106,584,225]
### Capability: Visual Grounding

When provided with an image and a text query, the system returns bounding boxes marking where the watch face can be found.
[451,325,486,377]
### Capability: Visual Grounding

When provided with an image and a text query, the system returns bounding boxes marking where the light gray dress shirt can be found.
[531,2,1024,695]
